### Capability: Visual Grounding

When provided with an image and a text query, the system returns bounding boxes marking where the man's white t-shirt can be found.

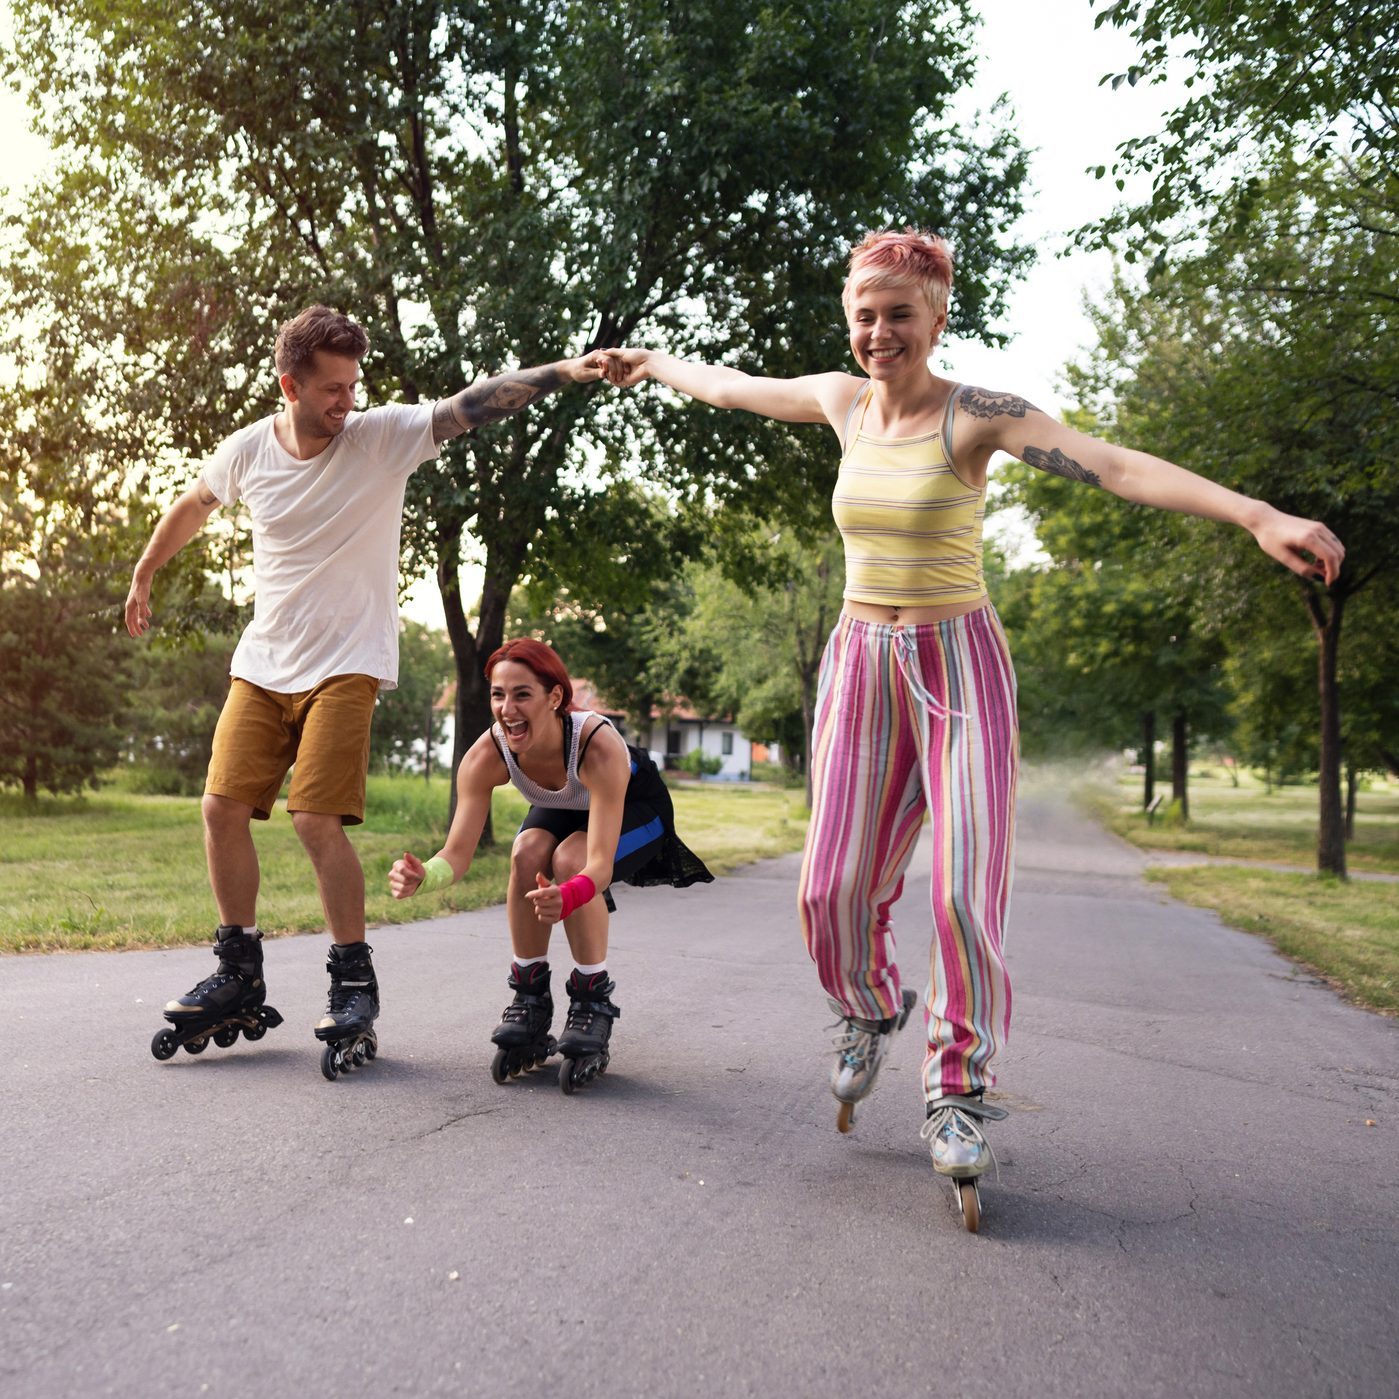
[200,403,440,694]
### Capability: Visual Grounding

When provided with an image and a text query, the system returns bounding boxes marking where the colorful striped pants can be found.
[798,608,1019,1101]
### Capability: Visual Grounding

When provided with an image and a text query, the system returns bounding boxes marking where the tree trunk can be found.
[1344,762,1357,843]
[438,556,496,846]
[24,751,38,803]
[1305,587,1347,878]
[1141,710,1156,810]
[1171,711,1189,821]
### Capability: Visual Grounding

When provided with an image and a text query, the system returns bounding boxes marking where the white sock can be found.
[512,954,547,968]
[573,960,607,976]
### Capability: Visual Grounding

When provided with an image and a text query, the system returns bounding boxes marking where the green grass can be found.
[1077,768,1399,875]
[0,776,809,954]
[1149,865,1399,1017]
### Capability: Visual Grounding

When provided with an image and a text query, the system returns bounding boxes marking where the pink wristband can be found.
[557,874,597,920]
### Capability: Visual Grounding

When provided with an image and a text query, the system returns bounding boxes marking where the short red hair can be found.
[842,230,954,323]
[485,638,576,711]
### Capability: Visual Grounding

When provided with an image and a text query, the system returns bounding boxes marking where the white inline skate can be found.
[920,1094,1008,1233]
[828,987,919,1133]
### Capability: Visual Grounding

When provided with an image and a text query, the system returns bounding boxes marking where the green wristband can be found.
[418,855,455,895]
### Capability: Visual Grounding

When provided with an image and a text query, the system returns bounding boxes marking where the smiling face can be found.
[489,659,565,755]
[845,281,946,382]
[280,350,362,443]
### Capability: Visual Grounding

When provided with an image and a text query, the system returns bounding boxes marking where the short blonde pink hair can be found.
[842,230,954,323]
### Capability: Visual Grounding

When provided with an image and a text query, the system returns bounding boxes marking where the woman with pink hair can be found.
[602,231,1343,1228]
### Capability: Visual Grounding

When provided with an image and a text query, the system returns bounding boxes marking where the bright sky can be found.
[0,1,1180,621]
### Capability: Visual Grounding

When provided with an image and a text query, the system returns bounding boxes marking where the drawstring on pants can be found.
[892,626,968,722]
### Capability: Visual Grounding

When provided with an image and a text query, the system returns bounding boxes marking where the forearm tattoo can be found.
[1023,444,1102,487]
[960,387,1038,420]
[432,364,568,442]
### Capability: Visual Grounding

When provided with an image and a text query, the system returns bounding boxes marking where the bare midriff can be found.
[842,594,990,627]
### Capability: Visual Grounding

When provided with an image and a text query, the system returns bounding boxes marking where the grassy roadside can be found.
[1149,866,1398,1016]
[0,776,809,955]
[1075,766,1399,1017]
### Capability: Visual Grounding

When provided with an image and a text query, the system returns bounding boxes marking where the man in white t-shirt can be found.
[125,305,608,1073]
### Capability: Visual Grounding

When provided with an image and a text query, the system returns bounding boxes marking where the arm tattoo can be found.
[959,387,1039,420]
[432,364,569,443]
[1022,444,1102,488]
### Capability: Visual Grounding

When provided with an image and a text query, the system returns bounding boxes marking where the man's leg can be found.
[291,811,366,943]
[202,793,260,925]
[284,674,380,943]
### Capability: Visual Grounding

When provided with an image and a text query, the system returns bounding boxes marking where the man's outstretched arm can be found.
[431,352,609,444]
[125,482,222,637]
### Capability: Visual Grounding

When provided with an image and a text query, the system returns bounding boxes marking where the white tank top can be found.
[492,709,600,810]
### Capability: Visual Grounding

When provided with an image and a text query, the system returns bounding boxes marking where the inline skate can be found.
[490,961,557,1083]
[557,970,620,1095]
[315,941,380,1081]
[150,925,283,1061]
[920,1094,1008,1233]
[828,986,919,1132]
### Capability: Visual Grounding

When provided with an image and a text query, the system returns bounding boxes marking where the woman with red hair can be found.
[602,229,1344,1227]
[390,638,711,1093]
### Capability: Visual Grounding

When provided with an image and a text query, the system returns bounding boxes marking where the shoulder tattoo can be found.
[1022,444,1102,487]
[959,387,1039,420]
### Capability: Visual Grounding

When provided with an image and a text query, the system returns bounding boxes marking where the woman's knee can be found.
[510,829,555,885]
[551,833,588,882]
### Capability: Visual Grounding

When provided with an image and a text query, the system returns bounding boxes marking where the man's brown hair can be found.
[274,306,369,382]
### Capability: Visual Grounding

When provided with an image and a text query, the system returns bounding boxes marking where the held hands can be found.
[566,349,613,383]
[526,872,564,924]
[389,851,426,900]
[1251,509,1345,587]
[599,348,654,388]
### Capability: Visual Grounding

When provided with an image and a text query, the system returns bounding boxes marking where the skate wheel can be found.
[490,1048,509,1085]
[352,1043,367,1067]
[213,1026,240,1049]
[836,1100,855,1134]
[559,1059,576,1095]
[321,1045,340,1082]
[363,1034,377,1061]
[183,1036,208,1055]
[242,1022,266,1041]
[956,1180,981,1234]
[151,1029,178,1062]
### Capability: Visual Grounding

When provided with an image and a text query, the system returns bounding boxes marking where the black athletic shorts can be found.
[517,744,713,889]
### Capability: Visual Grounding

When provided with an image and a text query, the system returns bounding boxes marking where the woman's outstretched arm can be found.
[957,387,1346,586]
[601,348,860,428]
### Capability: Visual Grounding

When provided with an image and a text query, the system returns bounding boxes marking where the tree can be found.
[369,620,453,775]
[1085,1,1399,266]
[6,0,1031,807]
[1059,184,1399,873]
[0,543,131,801]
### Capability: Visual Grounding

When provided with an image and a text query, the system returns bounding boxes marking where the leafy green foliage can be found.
[370,620,453,775]
[4,0,1031,776]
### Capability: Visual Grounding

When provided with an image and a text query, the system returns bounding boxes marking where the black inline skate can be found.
[150,925,283,1061]
[557,970,620,1095]
[315,941,380,1081]
[490,961,557,1083]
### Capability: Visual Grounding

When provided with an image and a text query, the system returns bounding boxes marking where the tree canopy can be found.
[4,0,1032,783]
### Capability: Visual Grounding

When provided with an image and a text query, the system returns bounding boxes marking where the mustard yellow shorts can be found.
[205,674,379,825]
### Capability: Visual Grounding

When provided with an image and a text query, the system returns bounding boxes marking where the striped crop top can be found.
[831,382,986,608]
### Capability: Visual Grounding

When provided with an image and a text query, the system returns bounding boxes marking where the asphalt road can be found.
[3,789,1396,1399]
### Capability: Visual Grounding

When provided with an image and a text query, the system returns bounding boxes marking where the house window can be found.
[666,728,682,756]
[721,731,734,756]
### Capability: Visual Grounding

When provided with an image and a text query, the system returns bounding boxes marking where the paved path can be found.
[2,790,1396,1399]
